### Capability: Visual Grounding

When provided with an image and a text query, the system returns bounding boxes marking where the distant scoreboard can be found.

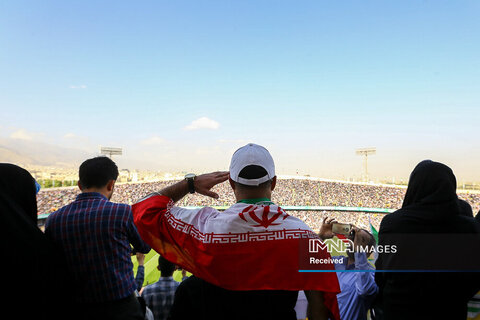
[100,147,123,158]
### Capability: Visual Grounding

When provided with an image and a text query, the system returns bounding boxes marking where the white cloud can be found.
[184,117,220,131]
[60,132,95,152]
[63,132,90,142]
[62,132,91,143]
[69,84,87,89]
[10,129,34,140]
[63,133,78,139]
[141,135,166,145]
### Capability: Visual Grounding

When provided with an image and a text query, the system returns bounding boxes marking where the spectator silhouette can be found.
[134,144,340,320]
[45,157,150,320]
[141,256,180,320]
[0,163,71,320]
[375,160,480,319]
[319,218,378,320]
[458,199,474,217]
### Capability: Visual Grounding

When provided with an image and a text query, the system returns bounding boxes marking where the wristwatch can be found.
[185,173,196,194]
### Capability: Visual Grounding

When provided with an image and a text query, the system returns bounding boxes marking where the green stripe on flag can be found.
[370,224,378,244]
[368,215,379,244]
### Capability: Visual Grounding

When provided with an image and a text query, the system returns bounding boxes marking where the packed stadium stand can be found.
[37,178,480,231]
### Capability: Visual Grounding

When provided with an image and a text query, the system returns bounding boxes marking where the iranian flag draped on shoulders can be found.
[132,144,340,319]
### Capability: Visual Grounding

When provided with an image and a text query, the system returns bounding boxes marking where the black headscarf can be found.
[0,163,39,240]
[0,163,70,319]
[402,160,457,208]
[402,161,474,218]
[375,160,480,319]
[379,160,465,234]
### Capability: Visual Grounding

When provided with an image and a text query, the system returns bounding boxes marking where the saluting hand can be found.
[194,171,230,199]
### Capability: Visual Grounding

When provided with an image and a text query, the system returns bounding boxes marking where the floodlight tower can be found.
[100,147,123,159]
[355,147,376,182]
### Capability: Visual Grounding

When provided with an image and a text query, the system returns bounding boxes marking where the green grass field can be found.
[131,250,191,286]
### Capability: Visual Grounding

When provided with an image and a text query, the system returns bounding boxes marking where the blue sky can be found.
[1,1,479,180]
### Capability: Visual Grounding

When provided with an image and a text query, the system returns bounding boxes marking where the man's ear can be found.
[271,176,277,191]
[107,180,115,192]
[229,177,236,190]
[77,181,83,191]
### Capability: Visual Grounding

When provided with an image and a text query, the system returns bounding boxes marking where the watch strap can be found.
[186,177,195,194]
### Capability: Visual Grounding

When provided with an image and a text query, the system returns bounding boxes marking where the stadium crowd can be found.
[4,143,480,320]
[37,178,480,231]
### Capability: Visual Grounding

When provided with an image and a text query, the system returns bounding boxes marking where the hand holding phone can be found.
[332,222,352,235]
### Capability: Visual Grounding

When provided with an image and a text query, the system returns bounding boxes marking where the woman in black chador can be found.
[375,160,480,320]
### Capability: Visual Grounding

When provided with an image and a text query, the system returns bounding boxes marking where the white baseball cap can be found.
[229,143,275,186]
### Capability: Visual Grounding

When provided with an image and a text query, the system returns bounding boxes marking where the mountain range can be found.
[0,137,93,168]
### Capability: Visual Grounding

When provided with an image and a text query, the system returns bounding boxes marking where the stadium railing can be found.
[36,206,392,227]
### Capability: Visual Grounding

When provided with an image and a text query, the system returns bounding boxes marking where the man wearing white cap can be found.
[132,143,340,320]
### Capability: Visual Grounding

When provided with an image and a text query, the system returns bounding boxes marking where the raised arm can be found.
[132,171,229,273]
[353,252,378,297]
[156,171,229,203]
[318,217,338,241]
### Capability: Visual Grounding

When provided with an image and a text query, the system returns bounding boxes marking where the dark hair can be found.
[235,165,272,189]
[158,256,176,277]
[350,228,376,255]
[365,229,376,248]
[360,229,377,255]
[79,157,119,189]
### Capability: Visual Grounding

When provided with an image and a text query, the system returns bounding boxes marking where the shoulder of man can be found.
[111,201,132,210]
[169,204,221,224]
[45,204,71,224]
[142,283,155,296]
[101,200,132,214]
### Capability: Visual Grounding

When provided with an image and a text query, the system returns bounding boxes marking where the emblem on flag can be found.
[238,205,289,228]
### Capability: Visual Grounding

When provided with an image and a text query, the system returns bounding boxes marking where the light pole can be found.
[355,147,376,182]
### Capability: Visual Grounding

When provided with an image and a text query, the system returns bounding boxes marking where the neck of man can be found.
[82,187,111,200]
[235,190,272,203]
